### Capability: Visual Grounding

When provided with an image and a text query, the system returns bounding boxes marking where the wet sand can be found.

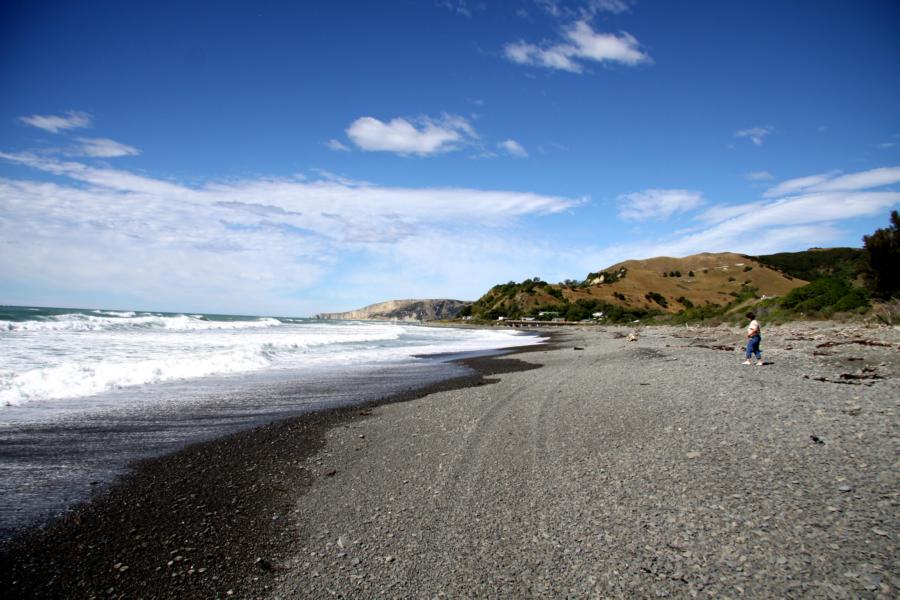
[0,360,477,540]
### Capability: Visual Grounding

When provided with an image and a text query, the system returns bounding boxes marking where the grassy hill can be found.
[585,252,803,310]
[465,252,807,322]
[751,247,868,283]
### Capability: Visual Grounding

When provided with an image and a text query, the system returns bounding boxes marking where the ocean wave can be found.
[91,310,137,318]
[0,313,282,332]
[0,321,539,407]
[0,327,407,406]
[0,347,275,406]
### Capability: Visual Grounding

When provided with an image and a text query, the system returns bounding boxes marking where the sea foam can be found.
[0,307,540,409]
[0,313,281,332]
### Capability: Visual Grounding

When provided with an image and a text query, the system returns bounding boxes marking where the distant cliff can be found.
[316,299,470,322]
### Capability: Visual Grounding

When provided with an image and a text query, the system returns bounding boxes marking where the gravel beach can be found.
[2,323,898,598]
[271,323,898,598]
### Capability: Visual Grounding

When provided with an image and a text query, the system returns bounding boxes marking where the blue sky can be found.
[1,0,899,316]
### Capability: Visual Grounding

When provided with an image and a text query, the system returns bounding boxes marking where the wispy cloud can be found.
[74,137,140,158]
[498,139,528,157]
[504,20,651,73]
[763,171,837,197]
[532,0,632,18]
[19,111,93,133]
[326,139,351,152]
[763,167,900,198]
[346,114,477,156]
[0,152,584,313]
[438,0,483,17]
[589,0,632,14]
[618,189,705,221]
[744,171,774,181]
[591,165,900,268]
[735,125,774,146]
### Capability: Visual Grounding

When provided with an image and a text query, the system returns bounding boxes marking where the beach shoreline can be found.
[2,322,898,598]
[0,336,558,599]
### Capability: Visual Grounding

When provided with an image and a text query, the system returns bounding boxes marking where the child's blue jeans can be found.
[746,335,761,359]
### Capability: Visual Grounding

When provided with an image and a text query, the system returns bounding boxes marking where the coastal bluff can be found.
[316,299,470,322]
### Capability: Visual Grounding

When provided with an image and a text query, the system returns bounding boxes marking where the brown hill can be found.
[588,252,806,311]
[470,252,807,318]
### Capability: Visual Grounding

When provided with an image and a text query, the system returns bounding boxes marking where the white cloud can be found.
[534,0,564,17]
[763,171,836,197]
[764,166,900,197]
[326,139,351,152]
[618,189,705,221]
[498,139,528,157]
[566,21,648,65]
[19,111,93,133]
[814,166,900,192]
[0,152,583,313]
[589,0,631,14]
[601,191,898,267]
[533,0,631,19]
[694,202,762,224]
[505,41,582,72]
[75,137,140,158]
[439,0,483,17]
[346,114,477,155]
[677,192,898,254]
[735,125,774,146]
[599,165,900,267]
[342,229,589,303]
[504,20,650,73]
[744,171,774,181]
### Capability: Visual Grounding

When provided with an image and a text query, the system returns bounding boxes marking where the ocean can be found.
[0,305,541,538]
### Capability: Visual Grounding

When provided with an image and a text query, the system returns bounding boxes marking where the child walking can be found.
[742,312,762,366]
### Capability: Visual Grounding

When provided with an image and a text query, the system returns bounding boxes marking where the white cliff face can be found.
[316,299,470,321]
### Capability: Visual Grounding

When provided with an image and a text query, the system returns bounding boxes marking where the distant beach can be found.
[1,322,897,598]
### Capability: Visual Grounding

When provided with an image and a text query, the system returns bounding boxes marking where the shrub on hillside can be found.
[780,278,869,315]
[676,296,694,308]
[645,291,668,308]
[669,303,726,324]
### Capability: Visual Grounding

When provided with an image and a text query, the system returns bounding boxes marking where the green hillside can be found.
[751,248,868,283]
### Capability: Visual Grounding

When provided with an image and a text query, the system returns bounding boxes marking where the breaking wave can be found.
[0,313,282,332]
